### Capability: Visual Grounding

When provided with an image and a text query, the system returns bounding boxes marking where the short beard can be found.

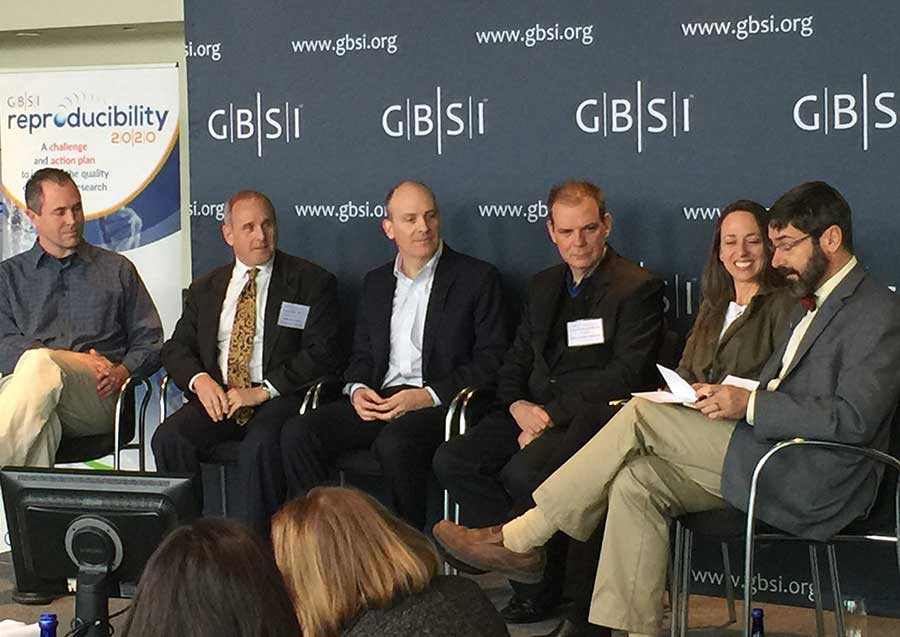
[780,244,829,297]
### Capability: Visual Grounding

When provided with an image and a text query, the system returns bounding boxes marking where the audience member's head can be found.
[23,168,84,258]
[272,487,439,637]
[222,190,278,266]
[383,180,441,269]
[121,518,299,637]
[768,181,854,297]
[546,180,612,283]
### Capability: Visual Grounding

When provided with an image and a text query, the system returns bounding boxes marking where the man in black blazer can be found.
[433,180,664,625]
[152,190,342,534]
[280,181,507,529]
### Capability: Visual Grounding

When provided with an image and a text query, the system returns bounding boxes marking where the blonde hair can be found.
[272,487,439,637]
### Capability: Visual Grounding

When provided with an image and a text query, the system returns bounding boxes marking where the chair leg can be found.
[219,464,228,517]
[339,470,347,487]
[742,523,757,637]
[669,522,683,637]
[808,545,825,637]
[721,541,737,624]
[827,544,845,637]
[679,528,692,637]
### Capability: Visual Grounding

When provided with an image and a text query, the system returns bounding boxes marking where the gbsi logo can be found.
[207,92,302,158]
[792,73,897,151]
[576,81,693,153]
[381,87,487,155]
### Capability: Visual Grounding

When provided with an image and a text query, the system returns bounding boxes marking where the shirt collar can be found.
[232,255,274,279]
[813,256,857,308]
[393,240,443,282]
[565,249,604,297]
[30,239,94,268]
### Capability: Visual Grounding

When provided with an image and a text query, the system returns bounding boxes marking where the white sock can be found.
[501,507,557,553]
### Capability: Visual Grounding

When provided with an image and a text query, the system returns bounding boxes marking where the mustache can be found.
[777,266,800,278]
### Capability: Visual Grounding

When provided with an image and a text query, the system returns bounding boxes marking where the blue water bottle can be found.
[39,613,58,637]
[751,607,765,637]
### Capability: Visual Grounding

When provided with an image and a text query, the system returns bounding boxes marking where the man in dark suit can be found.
[433,180,664,626]
[433,181,900,637]
[280,181,507,530]
[152,190,342,534]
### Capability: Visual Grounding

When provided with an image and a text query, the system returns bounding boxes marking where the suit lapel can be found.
[372,265,397,379]
[757,303,804,386]
[202,266,232,379]
[780,264,865,379]
[545,250,614,368]
[534,266,566,365]
[422,248,456,376]
[262,251,288,372]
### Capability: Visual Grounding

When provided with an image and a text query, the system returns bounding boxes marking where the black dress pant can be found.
[433,402,611,607]
[281,395,446,530]
[151,394,302,536]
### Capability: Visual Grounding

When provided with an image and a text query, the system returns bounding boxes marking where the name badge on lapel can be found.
[567,318,604,347]
[278,302,310,329]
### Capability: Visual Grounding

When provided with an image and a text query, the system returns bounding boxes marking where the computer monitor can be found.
[1,467,198,636]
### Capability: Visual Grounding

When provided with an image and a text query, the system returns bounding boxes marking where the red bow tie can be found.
[799,295,817,312]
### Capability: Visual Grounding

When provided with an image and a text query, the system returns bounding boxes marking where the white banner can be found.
[0,65,183,545]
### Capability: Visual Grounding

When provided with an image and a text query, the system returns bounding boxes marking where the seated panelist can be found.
[434,182,900,637]
[0,168,162,468]
[152,190,342,534]
[432,180,665,625]
[280,180,508,530]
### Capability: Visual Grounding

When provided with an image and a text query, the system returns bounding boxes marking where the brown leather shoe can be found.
[432,520,545,584]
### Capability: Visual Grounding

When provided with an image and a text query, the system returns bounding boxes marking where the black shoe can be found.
[499,594,559,624]
[537,618,612,637]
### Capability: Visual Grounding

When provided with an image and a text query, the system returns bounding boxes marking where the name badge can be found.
[567,318,604,347]
[278,302,310,329]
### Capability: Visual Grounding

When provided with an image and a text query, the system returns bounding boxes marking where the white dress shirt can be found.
[347,242,443,405]
[189,257,278,395]
[718,301,747,341]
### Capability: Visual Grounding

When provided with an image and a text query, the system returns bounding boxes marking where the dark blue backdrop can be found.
[184,0,900,615]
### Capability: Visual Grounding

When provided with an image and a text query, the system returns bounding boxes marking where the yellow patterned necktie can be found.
[227,267,258,426]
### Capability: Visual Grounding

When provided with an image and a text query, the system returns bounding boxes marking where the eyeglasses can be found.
[772,234,812,253]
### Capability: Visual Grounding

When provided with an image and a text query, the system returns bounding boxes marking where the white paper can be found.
[657,364,698,402]
[0,620,39,637]
[567,318,605,347]
[277,302,310,329]
[631,365,697,404]
[631,390,690,404]
[722,375,760,391]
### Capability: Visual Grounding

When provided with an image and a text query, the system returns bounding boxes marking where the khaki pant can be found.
[0,349,117,467]
[532,397,736,634]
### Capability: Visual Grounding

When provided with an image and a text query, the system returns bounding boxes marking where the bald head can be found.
[385,181,437,219]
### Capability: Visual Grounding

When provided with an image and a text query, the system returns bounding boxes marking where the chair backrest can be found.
[658,328,684,370]
[849,399,900,533]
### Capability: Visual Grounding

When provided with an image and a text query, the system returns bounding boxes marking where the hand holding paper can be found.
[631,365,760,405]
[631,364,698,404]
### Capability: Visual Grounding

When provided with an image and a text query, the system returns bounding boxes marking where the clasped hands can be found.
[351,387,434,421]
[76,349,130,399]
[688,383,751,420]
[194,374,269,422]
[510,399,553,449]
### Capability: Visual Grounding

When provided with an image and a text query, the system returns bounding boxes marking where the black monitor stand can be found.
[73,568,110,637]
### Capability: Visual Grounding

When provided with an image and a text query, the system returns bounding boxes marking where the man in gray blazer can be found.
[432,181,900,637]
